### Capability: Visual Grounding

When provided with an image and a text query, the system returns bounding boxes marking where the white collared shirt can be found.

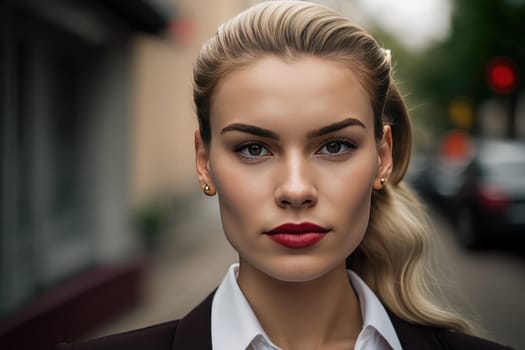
[211,263,403,350]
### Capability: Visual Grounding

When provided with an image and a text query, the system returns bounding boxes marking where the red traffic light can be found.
[486,57,518,94]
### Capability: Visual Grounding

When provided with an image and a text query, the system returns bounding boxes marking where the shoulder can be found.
[56,291,215,350]
[387,310,513,350]
[56,319,179,350]
[434,328,514,350]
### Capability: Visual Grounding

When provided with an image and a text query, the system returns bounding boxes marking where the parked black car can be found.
[413,134,525,249]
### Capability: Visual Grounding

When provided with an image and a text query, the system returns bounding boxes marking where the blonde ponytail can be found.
[351,182,473,333]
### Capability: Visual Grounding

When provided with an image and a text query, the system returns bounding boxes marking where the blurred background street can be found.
[86,195,237,340]
[1,0,524,349]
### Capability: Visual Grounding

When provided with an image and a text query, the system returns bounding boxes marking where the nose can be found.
[275,154,318,209]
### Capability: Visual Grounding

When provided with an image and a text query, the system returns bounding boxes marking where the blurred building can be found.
[1,0,174,348]
[0,0,258,348]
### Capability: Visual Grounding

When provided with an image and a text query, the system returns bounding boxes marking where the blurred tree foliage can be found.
[371,0,525,145]
[409,0,525,137]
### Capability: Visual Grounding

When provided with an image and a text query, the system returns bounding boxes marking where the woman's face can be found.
[196,55,392,282]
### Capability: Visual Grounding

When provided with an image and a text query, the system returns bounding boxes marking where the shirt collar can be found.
[348,270,403,350]
[211,263,279,350]
[211,263,402,350]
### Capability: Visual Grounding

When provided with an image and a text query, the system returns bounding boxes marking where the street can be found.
[91,195,524,349]
[429,206,525,349]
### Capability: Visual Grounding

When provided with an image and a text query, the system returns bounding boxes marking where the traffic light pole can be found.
[506,91,518,139]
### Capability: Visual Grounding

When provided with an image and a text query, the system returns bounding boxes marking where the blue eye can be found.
[237,143,271,159]
[318,140,354,155]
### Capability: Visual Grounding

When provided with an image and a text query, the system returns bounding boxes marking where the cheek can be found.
[209,155,269,230]
[322,153,377,198]
[321,154,378,228]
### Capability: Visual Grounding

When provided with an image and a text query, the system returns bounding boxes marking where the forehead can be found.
[210,55,374,131]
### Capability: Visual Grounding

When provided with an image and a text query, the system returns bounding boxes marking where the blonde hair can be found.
[193,0,472,333]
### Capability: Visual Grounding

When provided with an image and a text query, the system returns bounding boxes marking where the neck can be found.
[237,260,362,350]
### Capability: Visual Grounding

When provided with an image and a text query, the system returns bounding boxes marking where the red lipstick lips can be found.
[265,222,329,249]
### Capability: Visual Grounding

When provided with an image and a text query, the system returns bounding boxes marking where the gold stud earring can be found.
[203,183,216,196]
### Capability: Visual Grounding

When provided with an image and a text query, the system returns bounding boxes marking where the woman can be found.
[58,1,512,349]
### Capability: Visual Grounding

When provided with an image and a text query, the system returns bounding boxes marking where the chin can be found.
[257,257,343,283]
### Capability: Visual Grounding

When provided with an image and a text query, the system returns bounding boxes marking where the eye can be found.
[317,140,355,156]
[237,142,272,159]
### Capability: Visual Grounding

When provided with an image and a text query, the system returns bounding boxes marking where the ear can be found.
[373,125,393,190]
[195,129,215,193]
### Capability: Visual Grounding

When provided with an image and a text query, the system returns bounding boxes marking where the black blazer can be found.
[57,292,512,350]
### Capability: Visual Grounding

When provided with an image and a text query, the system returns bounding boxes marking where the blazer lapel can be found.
[387,310,444,349]
[172,291,215,350]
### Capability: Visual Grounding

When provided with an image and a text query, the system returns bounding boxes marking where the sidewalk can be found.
[89,195,237,338]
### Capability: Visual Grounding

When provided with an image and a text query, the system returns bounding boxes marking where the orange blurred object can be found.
[439,130,473,160]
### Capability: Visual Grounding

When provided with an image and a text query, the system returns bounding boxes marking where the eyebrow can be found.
[307,118,366,138]
[220,117,366,140]
[220,123,280,140]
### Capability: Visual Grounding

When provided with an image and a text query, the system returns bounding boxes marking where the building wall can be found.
[0,1,137,316]
[130,0,247,202]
